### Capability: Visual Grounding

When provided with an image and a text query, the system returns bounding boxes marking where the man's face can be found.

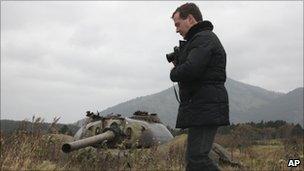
[172,12,193,38]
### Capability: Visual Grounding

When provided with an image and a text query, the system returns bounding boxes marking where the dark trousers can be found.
[186,126,220,171]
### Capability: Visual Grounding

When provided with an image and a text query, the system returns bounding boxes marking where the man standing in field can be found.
[169,3,230,171]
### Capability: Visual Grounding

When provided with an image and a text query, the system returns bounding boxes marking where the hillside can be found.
[100,78,295,127]
[245,87,303,124]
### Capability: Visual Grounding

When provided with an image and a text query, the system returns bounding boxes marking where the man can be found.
[169,3,230,171]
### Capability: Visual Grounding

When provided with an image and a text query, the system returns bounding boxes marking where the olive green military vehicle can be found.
[62,111,242,168]
[62,111,173,153]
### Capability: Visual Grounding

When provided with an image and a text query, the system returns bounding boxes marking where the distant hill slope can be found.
[102,85,179,127]
[101,78,293,127]
[245,87,303,125]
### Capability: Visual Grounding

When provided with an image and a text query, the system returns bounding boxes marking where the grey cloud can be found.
[1,1,302,123]
[69,24,109,49]
[1,1,88,31]
[217,2,303,92]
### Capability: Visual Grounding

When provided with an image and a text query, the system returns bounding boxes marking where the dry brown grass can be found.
[0,117,186,170]
[223,138,304,171]
[1,118,303,170]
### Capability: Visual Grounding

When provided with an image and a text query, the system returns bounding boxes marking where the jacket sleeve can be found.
[170,35,213,82]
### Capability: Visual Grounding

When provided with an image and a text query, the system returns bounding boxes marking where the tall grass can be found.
[1,118,303,170]
[0,117,187,170]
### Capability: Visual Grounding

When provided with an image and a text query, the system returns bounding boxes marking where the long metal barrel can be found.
[62,130,115,153]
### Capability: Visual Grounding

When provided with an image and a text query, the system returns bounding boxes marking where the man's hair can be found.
[172,3,203,22]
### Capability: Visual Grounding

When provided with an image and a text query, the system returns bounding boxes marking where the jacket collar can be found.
[184,20,214,41]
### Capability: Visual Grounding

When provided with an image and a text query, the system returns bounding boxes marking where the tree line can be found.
[168,120,303,140]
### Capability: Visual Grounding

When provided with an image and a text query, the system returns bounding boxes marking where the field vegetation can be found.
[1,118,303,170]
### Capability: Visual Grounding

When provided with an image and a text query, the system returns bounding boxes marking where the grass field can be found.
[1,119,303,170]
[1,130,303,170]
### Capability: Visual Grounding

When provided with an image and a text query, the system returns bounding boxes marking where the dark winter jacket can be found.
[170,21,230,128]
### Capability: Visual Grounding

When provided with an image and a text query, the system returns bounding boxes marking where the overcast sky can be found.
[1,1,303,123]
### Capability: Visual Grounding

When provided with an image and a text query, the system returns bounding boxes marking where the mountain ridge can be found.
[100,78,302,127]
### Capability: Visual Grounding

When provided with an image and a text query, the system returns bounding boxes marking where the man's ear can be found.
[188,14,197,24]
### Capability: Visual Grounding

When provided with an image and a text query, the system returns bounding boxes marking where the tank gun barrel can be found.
[62,130,115,153]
